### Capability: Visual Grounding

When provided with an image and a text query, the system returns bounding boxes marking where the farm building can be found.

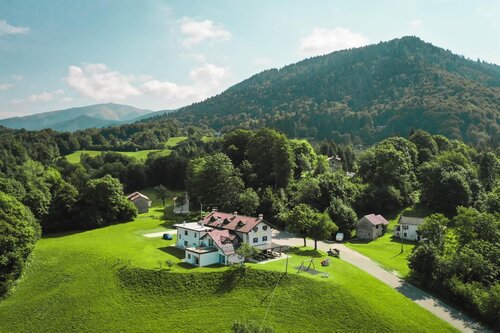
[173,194,190,214]
[394,216,424,241]
[126,191,151,214]
[356,214,389,240]
[174,210,276,267]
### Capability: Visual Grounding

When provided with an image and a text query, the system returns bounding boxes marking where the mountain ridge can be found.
[0,103,152,131]
[158,36,500,146]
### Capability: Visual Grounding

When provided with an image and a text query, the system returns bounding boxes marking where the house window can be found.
[253,226,258,232]
[179,234,182,239]
[195,257,199,265]
[263,236,268,242]
[403,225,409,230]
[253,237,258,243]
[187,254,191,259]
[263,226,268,231]
[194,233,197,238]
[375,225,379,229]
[403,233,407,237]
[184,241,188,247]
[184,230,188,236]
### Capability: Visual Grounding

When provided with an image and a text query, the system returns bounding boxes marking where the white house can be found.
[394,216,424,241]
[173,194,190,214]
[173,210,275,267]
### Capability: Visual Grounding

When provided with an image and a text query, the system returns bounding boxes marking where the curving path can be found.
[272,230,490,333]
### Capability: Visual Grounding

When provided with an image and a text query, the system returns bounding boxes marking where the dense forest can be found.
[0,123,498,327]
[155,36,499,147]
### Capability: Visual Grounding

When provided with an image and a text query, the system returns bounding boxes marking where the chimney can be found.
[233,211,238,216]
[198,220,204,227]
[212,208,217,213]
[183,221,186,225]
[258,214,263,219]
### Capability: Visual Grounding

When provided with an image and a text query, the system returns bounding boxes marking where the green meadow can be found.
[0,193,455,332]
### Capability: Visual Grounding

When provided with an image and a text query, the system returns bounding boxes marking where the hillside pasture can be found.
[0,192,455,332]
[65,149,172,163]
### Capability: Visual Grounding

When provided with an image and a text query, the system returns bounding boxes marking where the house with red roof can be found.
[356,214,389,240]
[126,191,151,214]
[173,210,274,266]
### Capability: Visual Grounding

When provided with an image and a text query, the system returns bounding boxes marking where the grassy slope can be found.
[65,149,172,163]
[345,215,416,276]
[0,196,455,333]
[164,136,188,148]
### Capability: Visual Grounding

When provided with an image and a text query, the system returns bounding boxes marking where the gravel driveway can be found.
[272,230,490,333]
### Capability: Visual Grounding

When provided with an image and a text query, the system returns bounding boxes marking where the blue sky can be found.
[0,0,498,118]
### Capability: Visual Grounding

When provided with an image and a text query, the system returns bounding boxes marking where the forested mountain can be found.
[0,103,152,131]
[160,36,500,146]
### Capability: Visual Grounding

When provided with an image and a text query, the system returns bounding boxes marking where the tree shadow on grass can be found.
[157,246,185,259]
[288,248,323,258]
[42,229,87,239]
[216,266,247,294]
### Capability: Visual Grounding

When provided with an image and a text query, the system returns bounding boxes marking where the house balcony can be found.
[185,246,218,254]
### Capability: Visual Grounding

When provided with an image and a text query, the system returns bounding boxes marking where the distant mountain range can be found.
[0,104,173,132]
[157,36,499,146]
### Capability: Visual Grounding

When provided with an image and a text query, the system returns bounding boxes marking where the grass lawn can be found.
[0,196,455,332]
[65,149,172,163]
[345,215,416,277]
[164,136,188,148]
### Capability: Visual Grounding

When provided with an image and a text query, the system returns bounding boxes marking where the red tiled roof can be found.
[202,211,266,234]
[363,214,389,225]
[126,191,150,201]
[201,229,240,255]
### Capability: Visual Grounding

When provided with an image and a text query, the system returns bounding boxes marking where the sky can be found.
[0,0,499,119]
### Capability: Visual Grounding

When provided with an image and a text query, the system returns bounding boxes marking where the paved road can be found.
[272,230,489,333]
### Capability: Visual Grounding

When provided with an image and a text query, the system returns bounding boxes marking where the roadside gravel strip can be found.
[272,230,490,333]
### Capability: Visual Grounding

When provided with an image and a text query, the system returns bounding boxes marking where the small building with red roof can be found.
[126,191,151,214]
[356,214,389,240]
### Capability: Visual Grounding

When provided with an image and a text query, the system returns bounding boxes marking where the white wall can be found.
[199,251,219,266]
[176,227,206,249]
[246,222,272,247]
[394,224,419,241]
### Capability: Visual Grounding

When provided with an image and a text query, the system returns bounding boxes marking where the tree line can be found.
[1,126,498,326]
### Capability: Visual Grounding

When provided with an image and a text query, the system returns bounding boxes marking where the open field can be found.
[64,149,172,163]
[164,136,188,148]
[0,194,455,332]
[345,215,416,276]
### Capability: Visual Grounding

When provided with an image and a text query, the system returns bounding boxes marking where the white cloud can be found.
[0,20,30,36]
[409,19,423,29]
[65,62,233,108]
[179,17,231,47]
[0,83,12,91]
[28,89,64,102]
[299,27,369,56]
[65,64,140,101]
[141,63,232,104]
